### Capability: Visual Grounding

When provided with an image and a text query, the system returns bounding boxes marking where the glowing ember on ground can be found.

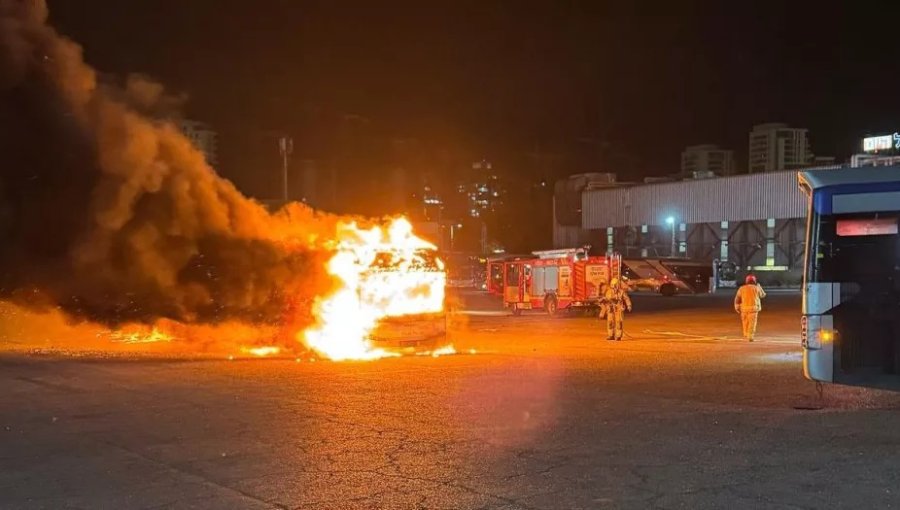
[301,218,446,361]
[240,346,281,357]
[416,344,457,357]
[106,327,174,344]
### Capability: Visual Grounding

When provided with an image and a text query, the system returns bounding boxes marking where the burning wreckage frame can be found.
[366,249,449,354]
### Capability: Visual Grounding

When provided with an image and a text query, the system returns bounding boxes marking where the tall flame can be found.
[301,218,446,361]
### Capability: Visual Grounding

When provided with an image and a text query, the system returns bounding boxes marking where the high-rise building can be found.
[748,123,811,173]
[680,144,735,177]
[178,120,218,167]
[457,161,504,218]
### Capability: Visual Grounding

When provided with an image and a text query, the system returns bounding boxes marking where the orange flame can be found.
[417,344,457,357]
[240,346,281,357]
[106,327,174,344]
[301,218,446,361]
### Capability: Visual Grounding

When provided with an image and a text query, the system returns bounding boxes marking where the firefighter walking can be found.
[602,277,632,341]
[734,275,767,341]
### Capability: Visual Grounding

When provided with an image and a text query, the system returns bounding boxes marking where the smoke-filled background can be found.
[0,0,335,333]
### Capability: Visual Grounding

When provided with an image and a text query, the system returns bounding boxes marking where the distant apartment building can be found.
[680,144,735,177]
[178,120,218,167]
[457,160,504,218]
[748,123,811,173]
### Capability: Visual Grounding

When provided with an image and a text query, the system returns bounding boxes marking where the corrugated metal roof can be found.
[582,170,807,229]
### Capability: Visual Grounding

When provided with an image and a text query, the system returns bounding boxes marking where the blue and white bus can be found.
[799,167,900,390]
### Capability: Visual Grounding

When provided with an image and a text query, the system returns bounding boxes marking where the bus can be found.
[799,167,900,390]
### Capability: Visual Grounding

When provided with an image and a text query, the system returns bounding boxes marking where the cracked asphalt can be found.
[3,291,900,509]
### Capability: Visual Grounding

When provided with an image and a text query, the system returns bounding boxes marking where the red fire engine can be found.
[501,247,622,316]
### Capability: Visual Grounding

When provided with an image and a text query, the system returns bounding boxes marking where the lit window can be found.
[720,241,728,260]
[767,218,776,228]
[641,225,648,233]
[679,223,686,232]
[679,241,687,253]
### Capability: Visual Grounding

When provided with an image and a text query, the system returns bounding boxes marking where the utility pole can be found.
[278,136,293,203]
[666,216,676,257]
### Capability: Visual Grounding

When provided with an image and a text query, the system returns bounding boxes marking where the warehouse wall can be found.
[581,170,806,229]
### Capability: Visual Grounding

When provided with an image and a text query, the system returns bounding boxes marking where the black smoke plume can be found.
[0,0,332,327]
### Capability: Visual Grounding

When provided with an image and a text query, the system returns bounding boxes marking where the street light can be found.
[665,216,676,256]
[447,222,462,252]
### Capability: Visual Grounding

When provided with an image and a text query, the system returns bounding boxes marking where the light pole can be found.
[449,223,462,252]
[278,136,293,203]
[665,216,676,257]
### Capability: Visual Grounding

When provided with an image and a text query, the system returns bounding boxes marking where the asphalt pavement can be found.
[2,291,900,509]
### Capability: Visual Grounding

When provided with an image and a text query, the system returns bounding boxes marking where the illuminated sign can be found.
[836,218,898,237]
[863,133,900,152]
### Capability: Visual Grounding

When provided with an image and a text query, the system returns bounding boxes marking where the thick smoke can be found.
[0,0,333,328]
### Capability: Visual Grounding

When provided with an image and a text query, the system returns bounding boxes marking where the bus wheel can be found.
[545,296,558,317]
[660,283,677,297]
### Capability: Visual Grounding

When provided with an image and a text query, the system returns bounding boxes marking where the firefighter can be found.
[603,277,632,341]
[734,274,767,342]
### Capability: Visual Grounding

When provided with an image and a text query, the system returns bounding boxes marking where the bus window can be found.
[808,210,900,385]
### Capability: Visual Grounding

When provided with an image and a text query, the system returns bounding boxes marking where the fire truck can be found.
[501,247,622,316]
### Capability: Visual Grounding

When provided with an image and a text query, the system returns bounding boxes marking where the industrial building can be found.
[553,170,808,282]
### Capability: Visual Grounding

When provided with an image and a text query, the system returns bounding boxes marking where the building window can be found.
[679,241,687,253]
[766,218,776,228]
[679,223,686,232]
[641,225,648,234]
[720,241,728,260]
[720,221,728,230]
[607,227,614,250]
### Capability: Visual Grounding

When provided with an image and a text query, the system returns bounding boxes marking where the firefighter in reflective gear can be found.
[602,277,632,341]
[734,275,767,341]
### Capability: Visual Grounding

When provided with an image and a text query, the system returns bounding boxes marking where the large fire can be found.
[0,217,452,361]
[301,218,448,361]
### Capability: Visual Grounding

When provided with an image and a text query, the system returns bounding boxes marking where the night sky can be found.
[47,1,900,194]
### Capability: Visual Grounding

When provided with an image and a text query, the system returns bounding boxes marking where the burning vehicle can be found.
[301,219,451,360]
[367,247,449,354]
